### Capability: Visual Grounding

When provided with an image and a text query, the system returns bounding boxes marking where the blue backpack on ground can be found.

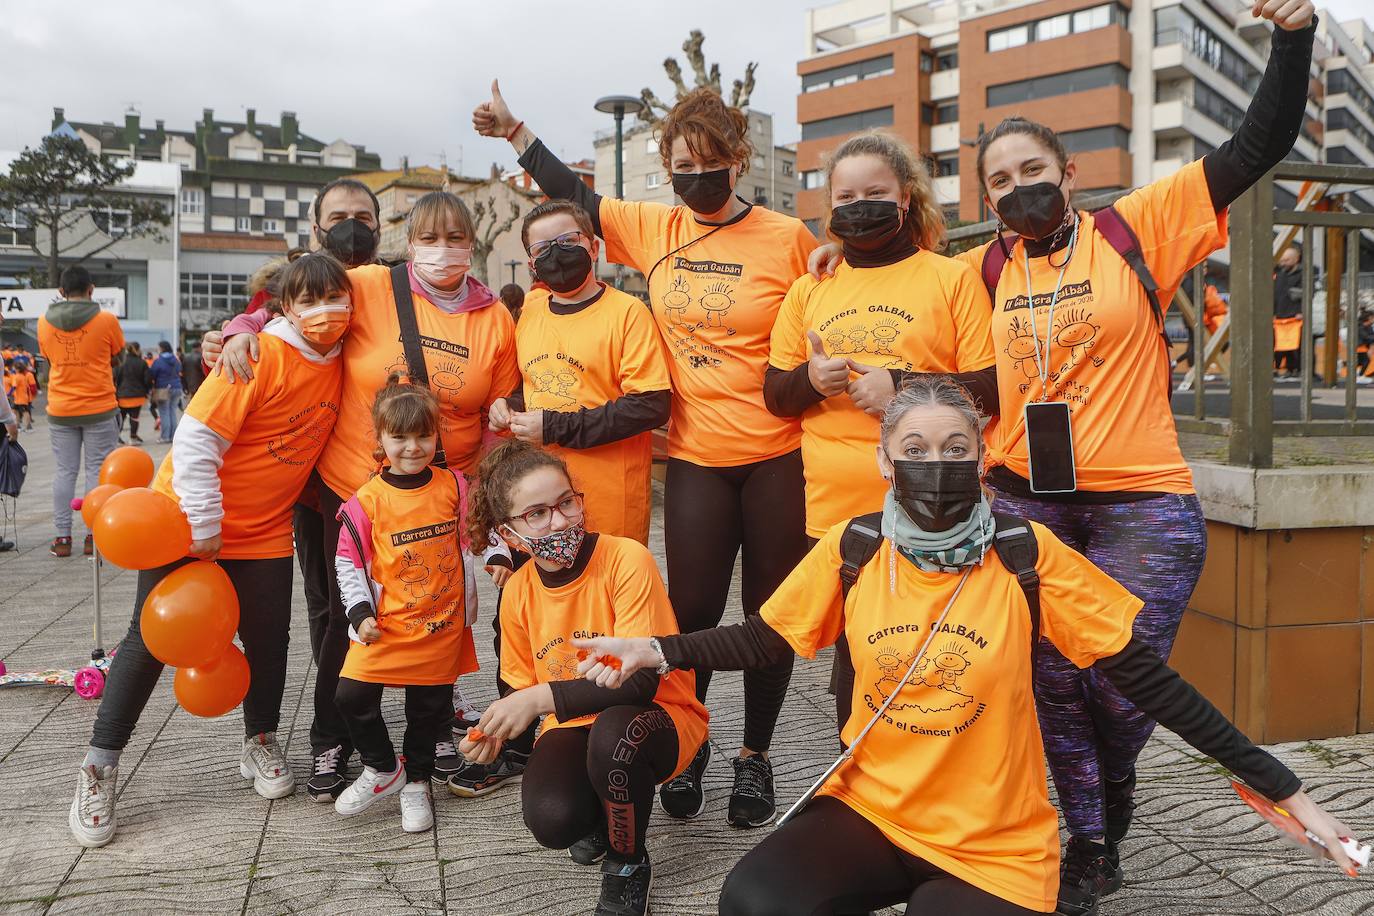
[0,437,29,498]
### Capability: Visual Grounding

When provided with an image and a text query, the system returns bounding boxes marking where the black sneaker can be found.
[1055,836,1123,916]
[659,742,710,819]
[727,754,776,827]
[432,738,462,785]
[570,825,609,866]
[596,854,652,916]
[306,744,348,802]
[1104,771,1137,845]
[447,748,527,798]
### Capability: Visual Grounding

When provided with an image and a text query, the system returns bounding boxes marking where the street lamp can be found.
[594,94,646,289]
[505,259,520,286]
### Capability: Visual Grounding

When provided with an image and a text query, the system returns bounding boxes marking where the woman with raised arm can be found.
[476,82,815,827]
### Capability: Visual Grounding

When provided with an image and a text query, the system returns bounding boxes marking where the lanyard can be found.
[1021,216,1079,400]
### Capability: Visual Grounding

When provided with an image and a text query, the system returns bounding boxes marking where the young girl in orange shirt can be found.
[332,377,479,832]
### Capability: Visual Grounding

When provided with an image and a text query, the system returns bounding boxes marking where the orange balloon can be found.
[99,446,156,489]
[140,561,240,667]
[80,484,124,529]
[93,488,191,570]
[174,644,250,718]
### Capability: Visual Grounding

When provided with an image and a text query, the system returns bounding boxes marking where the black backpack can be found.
[837,511,1042,659]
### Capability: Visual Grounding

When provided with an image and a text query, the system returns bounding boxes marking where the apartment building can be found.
[797,0,1372,229]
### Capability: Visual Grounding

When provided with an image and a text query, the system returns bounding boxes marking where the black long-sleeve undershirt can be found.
[764,364,826,417]
[658,618,1299,801]
[518,139,605,236]
[504,380,669,449]
[548,668,661,722]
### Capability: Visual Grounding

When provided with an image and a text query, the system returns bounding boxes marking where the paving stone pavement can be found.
[1,415,1372,915]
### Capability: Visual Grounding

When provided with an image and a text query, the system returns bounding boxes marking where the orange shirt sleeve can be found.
[1110,159,1228,294]
[760,525,846,659]
[767,275,813,372]
[485,312,521,410]
[497,576,538,691]
[598,197,673,275]
[1032,522,1143,668]
[945,262,996,371]
[184,346,267,442]
[952,240,992,273]
[615,299,672,394]
[608,542,677,637]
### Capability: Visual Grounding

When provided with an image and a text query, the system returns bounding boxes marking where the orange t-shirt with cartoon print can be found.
[152,332,341,559]
[340,468,479,686]
[599,197,817,467]
[516,285,671,543]
[959,159,1226,494]
[37,309,123,418]
[499,534,709,776]
[317,265,519,498]
[770,251,996,537]
[763,519,1141,913]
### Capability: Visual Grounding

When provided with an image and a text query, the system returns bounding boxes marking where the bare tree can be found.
[466,187,520,286]
[638,30,757,126]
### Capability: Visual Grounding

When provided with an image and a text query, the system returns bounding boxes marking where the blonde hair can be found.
[823,130,946,252]
[406,191,476,242]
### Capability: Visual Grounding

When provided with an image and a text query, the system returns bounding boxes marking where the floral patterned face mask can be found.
[504,520,586,569]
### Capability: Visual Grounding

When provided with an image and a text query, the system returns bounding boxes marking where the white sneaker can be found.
[452,682,482,728]
[400,782,434,832]
[334,761,405,816]
[240,733,296,800]
[69,764,117,848]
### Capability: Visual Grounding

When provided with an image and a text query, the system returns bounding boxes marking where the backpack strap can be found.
[980,235,1015,302]
[838,512,884,599]
[991,512,1041,661]
[389,263,447,468]
[1092,206,1175,395]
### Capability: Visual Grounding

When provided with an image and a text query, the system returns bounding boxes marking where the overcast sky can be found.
[1,0,1369,175]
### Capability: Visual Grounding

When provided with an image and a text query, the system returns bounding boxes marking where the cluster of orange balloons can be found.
[82,447,248,718]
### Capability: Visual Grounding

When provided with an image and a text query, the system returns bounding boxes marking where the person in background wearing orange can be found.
[69,252,348,850]
[1273,244,1304,380]
[489,200,670,545]
[37,265,124,558]
[332,377,479,833]
[459,440,707,916]
[574,378,1354,916]
[10,356,36,432]
[477,82,815,828]
[114,343,153,444]
[209,190,518,804]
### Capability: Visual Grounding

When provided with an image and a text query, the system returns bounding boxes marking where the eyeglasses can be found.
[528,231,588,260]
[507,492,585,534]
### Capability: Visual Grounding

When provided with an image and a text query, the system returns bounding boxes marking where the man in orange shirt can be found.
[37,265,124,557]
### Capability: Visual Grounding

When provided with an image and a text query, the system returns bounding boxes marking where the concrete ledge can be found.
[1190,459,1374,529]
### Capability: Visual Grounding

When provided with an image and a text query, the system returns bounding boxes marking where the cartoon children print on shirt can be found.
[266,410,334,466]
[873,640,975,715]
[52,328,88,365]
[658,256,742,371]
[1001,280,1103,404]
[814,307,914,370]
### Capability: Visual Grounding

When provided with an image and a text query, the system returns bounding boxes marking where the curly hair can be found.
[657,88,755,174]
[823,130,947,252]
[465,439,572,547]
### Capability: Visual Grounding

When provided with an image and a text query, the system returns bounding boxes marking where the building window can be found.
[753,119,765,134]
[1039,14,1071,40]
[988,24,1028,52]
[920,51,935,73]
[801,107,895,141]
[802,54,895,92]
[646,137,658,155]
[935,102,959,124]
[1072,6,1110,33]
[1057,125,1131,152]
[646,173,662,189]
[802,169,825,190]
[1193,82,1246,132]
[262,218,281,233]
[180,272,251,329]
[935,155,959,177]
[297,152,321,165]
[782,193,794,209]
[236,216,251,233]
[1329,69,1374,124]
[92,206,131,236]
[987,63,1129,107]
[782,160,794,177]
[936,50,959,71]
[179,188,204,216]
[1154,7,1261,94]
[753,154,766,168]
[1327,108,1374,154]
[988,4,1125,52]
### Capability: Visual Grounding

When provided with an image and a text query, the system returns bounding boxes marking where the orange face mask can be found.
[295,300,351,346]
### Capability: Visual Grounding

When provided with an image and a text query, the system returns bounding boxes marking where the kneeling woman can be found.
[459,441,708,916]
[575,377,1353,915]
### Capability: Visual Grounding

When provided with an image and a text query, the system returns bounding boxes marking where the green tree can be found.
[0,134,171,286]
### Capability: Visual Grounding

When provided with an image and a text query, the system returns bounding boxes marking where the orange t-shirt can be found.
[763,519,1141,912]
[499,534,709,776]
[340,469,479,686]
[599,198,817,467]
[959,160,1225,494]
[37,309,123,418]
[14,371,36,405]
[516,285,671,543]
[316,265,519,497]
[769,252,996,537]
[2,372,13,399]
[152,333,341,559]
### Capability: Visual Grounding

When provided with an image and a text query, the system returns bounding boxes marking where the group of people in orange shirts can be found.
[2,348,38,431]
[59,2,1362,914]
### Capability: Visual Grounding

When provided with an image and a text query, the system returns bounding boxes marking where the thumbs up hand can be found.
[474,79,520,139]
[846,359,897,417]
[807,331,851,398]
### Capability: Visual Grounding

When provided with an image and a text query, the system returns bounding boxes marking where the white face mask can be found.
[410,245,471,287]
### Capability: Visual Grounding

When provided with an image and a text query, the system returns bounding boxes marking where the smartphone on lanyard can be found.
[1025,401,1076,494]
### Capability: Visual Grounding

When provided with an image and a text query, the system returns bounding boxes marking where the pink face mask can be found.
[410,245,471,287]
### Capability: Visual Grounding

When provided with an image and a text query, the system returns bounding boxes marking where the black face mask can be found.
[317,218,379,268]
[672,168,734,214]
[890,459,982,532]
[533,244,593,295]
[829,200,906,251]
[994,179,1068,241]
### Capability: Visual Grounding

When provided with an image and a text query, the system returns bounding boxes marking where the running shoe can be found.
[596,854,652,916]
[335,760,406,816]
[727,754,776,827]
[82,534,93,557]
[447,747,528,798]
[452,682,482,731]
[50,536,72,558]
[659,742,710,819]
[69,764,117,848]
[240,732,295,799]
[400,782,434,833]
[432,738,462,785]
[307,743,348,802]
[1055,836,1123,916]
[570,825,610,866]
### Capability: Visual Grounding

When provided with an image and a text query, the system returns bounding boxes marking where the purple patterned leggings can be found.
[990,489,1207,839]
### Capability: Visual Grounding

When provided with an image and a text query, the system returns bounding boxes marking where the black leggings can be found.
[335,678,451,782]
[492,551,537,756]
[91,555,293,751]
[522,705,678,862]
[309,480,353,756]
[664,450,806,752]
[719,796,1047,915]
[118,406,140,438]
[291,493,331,663]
